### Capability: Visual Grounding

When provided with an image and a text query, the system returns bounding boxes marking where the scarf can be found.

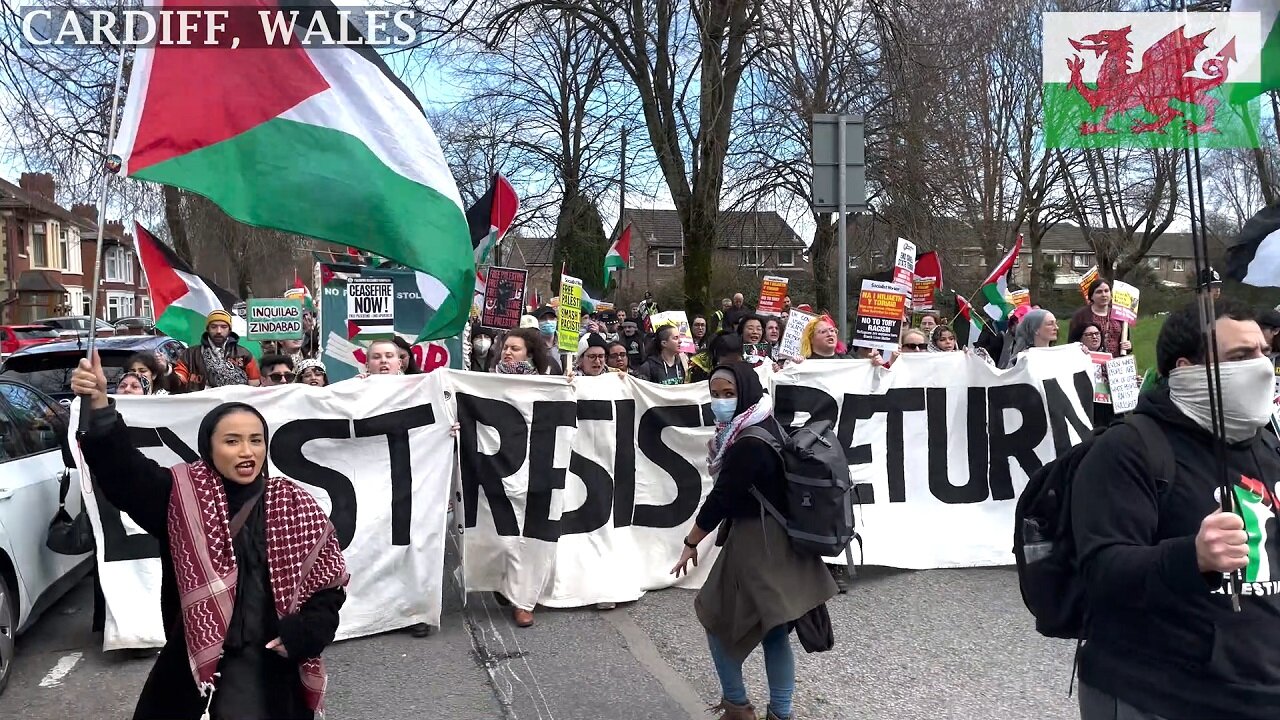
[494,360,537,375]
[168,460,348,715]
[120,371,150,394]
[706,393,774,476]
[201,341,248,387]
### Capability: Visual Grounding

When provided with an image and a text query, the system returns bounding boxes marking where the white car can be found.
[0,379,93,694]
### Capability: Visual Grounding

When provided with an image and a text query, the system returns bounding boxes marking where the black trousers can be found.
[1079,682,1167,720]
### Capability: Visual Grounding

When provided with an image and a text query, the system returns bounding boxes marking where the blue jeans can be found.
[707,625,795,718]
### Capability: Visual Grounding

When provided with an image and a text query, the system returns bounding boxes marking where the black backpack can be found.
[741,419,861,566]
[1014,413,1173,639]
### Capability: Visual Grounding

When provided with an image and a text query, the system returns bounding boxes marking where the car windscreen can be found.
[1,350,132,397]
[14,327,59,340]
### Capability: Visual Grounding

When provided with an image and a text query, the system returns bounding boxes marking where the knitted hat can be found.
[296,358,327,377]
[206,309,232,327]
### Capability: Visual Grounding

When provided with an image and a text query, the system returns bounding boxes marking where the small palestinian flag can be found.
[468,174,519,265]
[111,0,473,343]
[603,223,632,287]
[978,234,1023,330]
[135,222,258,355]
[1225,203,1280,286]
[954,293,986,348]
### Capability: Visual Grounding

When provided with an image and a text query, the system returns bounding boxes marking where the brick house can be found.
[500,235,554,302]
[0,172,147,325]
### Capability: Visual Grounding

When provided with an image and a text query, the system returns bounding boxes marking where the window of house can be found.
[57,225,68,270]
[1073,253,1091,268]
[956,254,970,267]
[742,249,762,267]
[778,250,796,267]
[105,247,134,283]
[1147,257,1162,269]
[31,222,47,267]
[81,295,91,315]
[847,256,859,270]
[1171,258,1184,272]
[67,231,82,274]
[656,250,677,267]
[106,295,120,321]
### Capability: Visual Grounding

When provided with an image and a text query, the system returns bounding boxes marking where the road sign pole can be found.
[837,114,848,341]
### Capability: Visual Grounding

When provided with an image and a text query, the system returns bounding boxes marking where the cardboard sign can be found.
[480,266,527,330]
[854,280,906,352]
[1009,288,1031,308]
[558,275,583,354]
[912,276,936,311]
[1090,351,1113,404]
[757,276,789,316]
[893,238,917,306]
[1106,355,1140,414]
[1079,265,1099,301]
[347,277,395,338]
[778,308,817,360]
[650,310,697,355]
[1111,280,1140,326]
[245,299,304,341]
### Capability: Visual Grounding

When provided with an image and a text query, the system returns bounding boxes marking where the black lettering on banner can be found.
[925,387,979,504]
[986,384,1048,501]
[524,401,577,542]
[773,384,876,500]
[966,387,990,503]
[1043,372,1095,455]
[634,405,703,528]
[271,419,358,549]
[835,394,879,504]
[352,404,436,547]
[456,393,523,536]
[561,400,614,535]
[97,426,193,561]
[878,389,925,503]
[612,400,637,528]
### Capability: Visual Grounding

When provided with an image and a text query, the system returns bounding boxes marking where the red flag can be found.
[915,250,943,286]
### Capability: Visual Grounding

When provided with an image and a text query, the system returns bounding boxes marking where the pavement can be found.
[3,562,1082,719]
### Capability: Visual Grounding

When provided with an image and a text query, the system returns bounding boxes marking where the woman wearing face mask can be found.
[469,325,498,372]
[70,352,348,720]
[1004,309,1058,368]
[672,362,837,720]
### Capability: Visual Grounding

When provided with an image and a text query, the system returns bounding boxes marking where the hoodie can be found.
[1072,387,1280,719]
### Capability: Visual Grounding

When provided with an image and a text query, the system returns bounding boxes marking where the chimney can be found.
[18,172,55,201]
[105,220,125,239]
[71,203,98,223]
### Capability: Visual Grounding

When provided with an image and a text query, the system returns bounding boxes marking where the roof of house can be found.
[505,236,554,267]
[623,209,805,249]
[0,177,96,231]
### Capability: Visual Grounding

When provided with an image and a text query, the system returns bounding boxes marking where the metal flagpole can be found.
[78,44,128,434]
[837,115,848,340]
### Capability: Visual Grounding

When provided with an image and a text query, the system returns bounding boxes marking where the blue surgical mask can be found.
[540,320,557,336]
[710,398,738,424]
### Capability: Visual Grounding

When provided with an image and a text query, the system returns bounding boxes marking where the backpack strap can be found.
[739,424,791,530]
[1123,414,1175,486]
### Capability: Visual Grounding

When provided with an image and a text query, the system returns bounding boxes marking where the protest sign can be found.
[1089,351,1113,403]
[1079,265,1100,301]
[893,237,916,299]
[757,276,789,316]
[1106,355,1140,413]
[558,275,583,353]
[347,277,395,338]
[246,299,303,341]
[1111,280,1140,325]
[1009,288,1031,308]
[70,376,453,649]
[778,308,817,360]
[912,276,936,311]
[854,280,907,352]
[480,266,528,330]
[650,310,697,354]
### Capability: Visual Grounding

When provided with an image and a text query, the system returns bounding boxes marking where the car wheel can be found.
[0,571,14,695]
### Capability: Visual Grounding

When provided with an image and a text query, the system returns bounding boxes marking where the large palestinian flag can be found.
[134,223,253,352]
[111,0,473,342]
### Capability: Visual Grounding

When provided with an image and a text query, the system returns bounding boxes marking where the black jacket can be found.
[79,403,345,720]
[635,354,687,385]
[695,421,788,534]
[1073,388,1280,719]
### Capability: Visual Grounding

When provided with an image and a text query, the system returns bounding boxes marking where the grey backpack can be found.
[741,419,861,566]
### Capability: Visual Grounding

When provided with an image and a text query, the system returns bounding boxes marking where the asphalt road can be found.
[3,566,1081,720]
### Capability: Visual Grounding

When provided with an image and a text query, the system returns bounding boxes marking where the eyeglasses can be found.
[583,353,606,361]
[1082,331,1101,338]
[268,372,296,382]
[608,351,627,359]
[903,343,928,351]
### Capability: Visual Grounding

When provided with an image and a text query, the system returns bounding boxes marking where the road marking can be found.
[605,611,708,720]
[39,652,83,688]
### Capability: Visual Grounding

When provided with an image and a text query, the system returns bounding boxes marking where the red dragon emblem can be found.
[1066,24,1236,135]
[1239,475,1277,509]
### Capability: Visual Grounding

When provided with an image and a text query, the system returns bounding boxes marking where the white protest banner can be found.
[1106,355,1140,414]
[778,308,817,360]
[70,375,453,650]
[449,372,719,609]
[770,346,1093,568]
[346,277,395,338]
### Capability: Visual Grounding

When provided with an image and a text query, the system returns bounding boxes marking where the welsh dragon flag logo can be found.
[1043,12,1265,149]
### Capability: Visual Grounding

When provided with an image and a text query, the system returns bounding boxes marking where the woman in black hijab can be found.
[670,362,836,720]
[72,352,348,720]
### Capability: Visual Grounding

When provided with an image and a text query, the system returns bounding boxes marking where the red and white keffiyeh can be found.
[167,460,349,714]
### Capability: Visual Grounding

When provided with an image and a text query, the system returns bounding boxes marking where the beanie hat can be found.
[577,332,607,358]
[206,309,232,327]
[519,315,538,329]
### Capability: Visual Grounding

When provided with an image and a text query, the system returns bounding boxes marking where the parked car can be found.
[111,316,155,336]
[33,316,116,341]
[0,378,93,694]
[0,335,186,403]
[0,325,59,360]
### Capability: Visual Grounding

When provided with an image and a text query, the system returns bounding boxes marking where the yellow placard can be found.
[557,275,583,353]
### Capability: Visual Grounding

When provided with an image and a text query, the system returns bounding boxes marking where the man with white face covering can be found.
[1072,299,1280,720]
